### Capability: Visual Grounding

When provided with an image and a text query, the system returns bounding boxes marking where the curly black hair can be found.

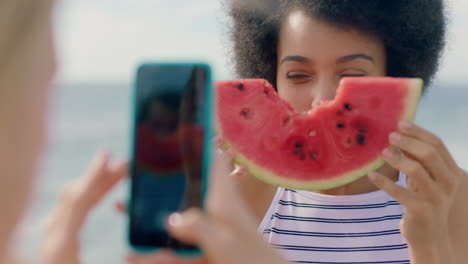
[225,0,447,92]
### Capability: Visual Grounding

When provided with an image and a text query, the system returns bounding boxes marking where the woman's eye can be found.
[340,73,366,78]
[287,72,311,79]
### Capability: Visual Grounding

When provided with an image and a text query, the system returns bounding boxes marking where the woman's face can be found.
[276,11,386,112]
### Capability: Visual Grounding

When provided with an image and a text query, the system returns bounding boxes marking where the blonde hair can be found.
[0,1,54,263]
[0,0,53,68]
[0,0,54,123]
[0,0,54,89]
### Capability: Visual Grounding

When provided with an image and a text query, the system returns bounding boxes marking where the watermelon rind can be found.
[220,78,423,191]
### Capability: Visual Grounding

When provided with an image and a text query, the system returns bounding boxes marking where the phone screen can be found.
[129,64,210,251]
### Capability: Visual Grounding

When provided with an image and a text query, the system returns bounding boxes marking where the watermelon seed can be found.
[295,142,303,148]
[336,123,345,129]
[240,108,251,119]
[293,148,301,155]
[309,130,317,137]
[344,103,352,111]
[359,126,368,133]
[308,152,317,160]
[264,90,269,95]
[357,134,366,145]
[237,83,244,91]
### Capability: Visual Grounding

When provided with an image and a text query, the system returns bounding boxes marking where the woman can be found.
[222,1,467,263]
[135,0,468,263]
[0,1,285,264]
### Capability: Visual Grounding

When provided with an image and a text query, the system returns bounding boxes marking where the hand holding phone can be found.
[126,150,289,264]
[128,63,213,256]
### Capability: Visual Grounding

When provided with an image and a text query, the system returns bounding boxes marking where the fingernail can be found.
[230,164,246,176]
[389,132,401,143]
[399,121,412,130]
[382,149,394,159]
[167,212,183,227]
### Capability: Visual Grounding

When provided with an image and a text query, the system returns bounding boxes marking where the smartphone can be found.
[128,63,213,255]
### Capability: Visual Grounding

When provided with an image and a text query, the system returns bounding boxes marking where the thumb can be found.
[166,208,235,262]
[166,208,288,264]
[166,208,212,246]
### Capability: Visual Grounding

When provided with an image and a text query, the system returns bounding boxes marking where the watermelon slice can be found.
[215,77,422,190]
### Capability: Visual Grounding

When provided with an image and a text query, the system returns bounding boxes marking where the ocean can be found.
[18,82,468,264]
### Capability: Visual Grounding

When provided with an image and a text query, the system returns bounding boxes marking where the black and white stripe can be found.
[259,173,410,263]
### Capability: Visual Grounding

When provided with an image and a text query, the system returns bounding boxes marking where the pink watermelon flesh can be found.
[215,77,423,190]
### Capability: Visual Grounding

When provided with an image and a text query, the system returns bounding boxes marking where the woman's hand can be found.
[40,151,128,264]
[126,149,287,264]
[369,121,464,264]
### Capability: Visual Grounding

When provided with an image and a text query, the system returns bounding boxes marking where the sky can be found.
[54,0,468,85]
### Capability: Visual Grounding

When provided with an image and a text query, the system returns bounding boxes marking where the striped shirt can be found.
[259,173,409,264]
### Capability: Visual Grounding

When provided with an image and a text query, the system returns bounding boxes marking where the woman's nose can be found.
[310,78,338,108]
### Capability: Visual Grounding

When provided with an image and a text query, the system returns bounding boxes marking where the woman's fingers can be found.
[84,150,111,180]
[369,172,414,207]
[46,150,129,233]
[389,132,447,178]
[42,150,128,264]
[389,131,456,194]
[392,122,461,195]
[74,151,128,210]
[165,206,283,264]
[166,208,208,246]
[398,122,459,172]
[381,148,439,199]
[126,209,215,264]
[166,208,230,256]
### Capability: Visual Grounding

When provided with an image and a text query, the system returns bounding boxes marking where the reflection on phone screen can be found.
[130,65,207,250]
